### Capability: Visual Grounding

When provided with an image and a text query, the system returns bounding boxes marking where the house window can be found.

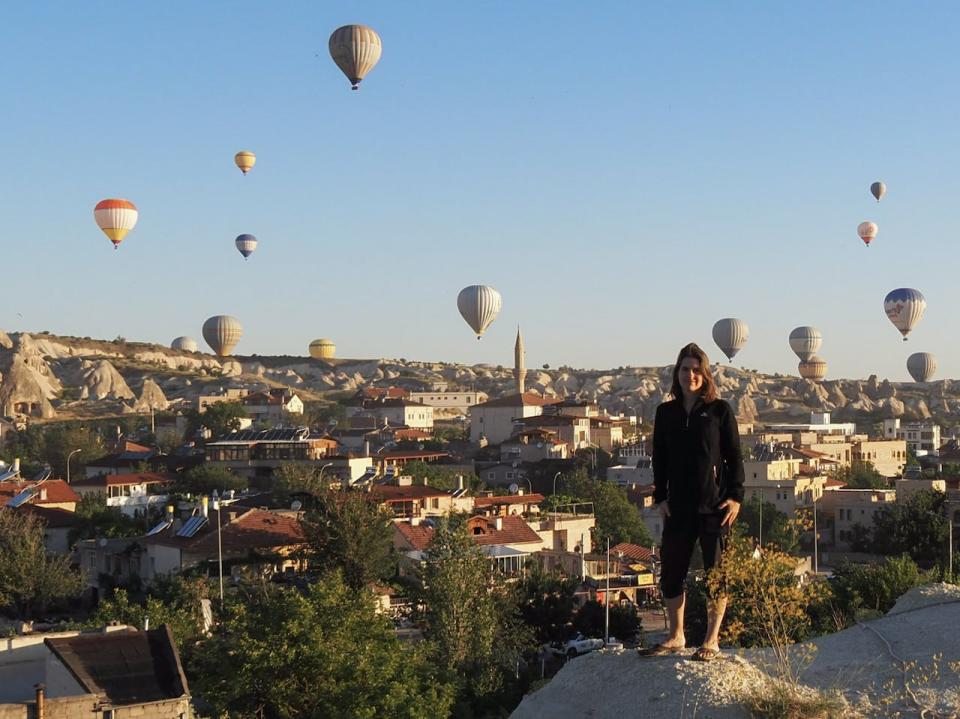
[487,472,495,480]
[505,472,514,480]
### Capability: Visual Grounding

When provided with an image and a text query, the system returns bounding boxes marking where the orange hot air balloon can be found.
[94,199,138,249]
[234,151,256,175]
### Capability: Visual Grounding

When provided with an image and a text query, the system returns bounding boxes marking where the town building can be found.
[84,441,157,478]
[468,392,562,445]
[241,388,304,424]
[70,471,175,518]
[407,389,488,417]
[204,426,338,483]
[763,412,857,437]
[852,439,907,477]
[819,488,897,550]
[883,418,942,455]
[196,386,249,412]
[0,479,80,512]
[346,397,435,430]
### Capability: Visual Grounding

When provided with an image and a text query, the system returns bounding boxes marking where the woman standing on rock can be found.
[640,342,744,661]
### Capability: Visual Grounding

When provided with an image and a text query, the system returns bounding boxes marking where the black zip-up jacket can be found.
[652,397,745,514]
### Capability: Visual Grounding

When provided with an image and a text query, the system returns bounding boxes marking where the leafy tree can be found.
[190,575,453,719]
[176,464,247,496]
[0,510,82,619]
[433,424,467,443]
[572,599,640,641]
[418,517,533,716]
[303,489,397,591]
[517,561,578,644]
[738,496,802,553]
[183,401,248,443]
[561,468,654,547]
[832,461,888,489]
[828,554,930,625]
[69,494,144,546]
[402,461,480,492]
[272,462,327,505]
[2,423,104,478]
[866,489,949,566]
[90,576,210,650]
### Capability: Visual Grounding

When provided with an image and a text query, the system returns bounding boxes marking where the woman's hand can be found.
[719,499,740,527]
[657,502,671,520]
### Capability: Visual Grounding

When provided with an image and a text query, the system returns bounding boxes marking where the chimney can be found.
[456,475,464,491]
[422,477,428,487]
[34,684,44,719]
[363,440,371,457]
[494,517,503,531]
[166,505,175,518]
[411,517,421,527]
[39,488,47,501]
[12,458,20,474]
[201,496,209,518]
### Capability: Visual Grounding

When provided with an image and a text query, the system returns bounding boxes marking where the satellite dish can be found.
[508,483,520,494]
[291,500,303,511]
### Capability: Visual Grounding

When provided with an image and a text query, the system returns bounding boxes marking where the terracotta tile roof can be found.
[395,521,434,551]
[369,484,451,501]
[147,509,305,555]
[72,471,176,488]
[474,393,563,409]
[45,625,189,705]
[0,480,80,506]
[473,493,545,507]
[825,479,848,488]
[392,428,433,441]
[466,515,542,546]
[610,542,654,563]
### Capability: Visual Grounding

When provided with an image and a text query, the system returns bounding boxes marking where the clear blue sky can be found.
[4,2,960,382]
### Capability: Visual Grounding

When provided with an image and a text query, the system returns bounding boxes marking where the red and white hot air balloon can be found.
[857,221,878,248]
[94,199,138,249]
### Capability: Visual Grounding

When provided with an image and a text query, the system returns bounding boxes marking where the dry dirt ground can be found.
[511,584,960,718]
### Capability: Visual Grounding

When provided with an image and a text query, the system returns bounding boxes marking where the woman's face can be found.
[678,357,704,396]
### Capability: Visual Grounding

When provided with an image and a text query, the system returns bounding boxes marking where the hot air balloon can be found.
[235,234,257,259]
[857,221,878,247]
[711,318,749,361]
[457,285,502,339]
[235,151,256,175]
[884,288,926,341]
[309,338,336,360]
[798,356,828,382]
[171,336,198,353]
[870,181,886,202]
[202,315,243,357]
[789,326,822,362]
[907,352,937,383]
[329,25,382,90]
[94,199,138,249]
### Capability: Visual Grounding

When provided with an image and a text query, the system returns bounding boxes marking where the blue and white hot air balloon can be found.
[235,234,257,260]
[883,288,926,341]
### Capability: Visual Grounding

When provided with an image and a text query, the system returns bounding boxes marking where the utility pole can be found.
[604,537,610,644]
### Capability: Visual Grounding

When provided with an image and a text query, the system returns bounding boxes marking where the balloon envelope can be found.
[907,352,937,383]
[94,198,138,249]
[235,151,256,174]
[171,336,198,353]
[329,24,382,89]
[712,318,749,361]
[870,181,886,202]
[857,221,878,247]
[798,356,828,382]
[884,288,926,341]
[202,315,243,357]
[457,285,502,338]
[309,338,336,360]
[235,234,257,259]
[789,326,822,362]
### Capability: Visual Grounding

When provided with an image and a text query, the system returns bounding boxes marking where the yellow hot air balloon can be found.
[329,25,382,90]
[234,151,256,175]
[309,338,336,360]
[94,199,138,249]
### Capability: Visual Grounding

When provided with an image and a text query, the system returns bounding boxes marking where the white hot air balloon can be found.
[857,221,878,247]
[457,285,502,339]
[171,336,198,353]
[202,315,243,357]
[788,326,822,362]
[712,318,749,361]
[884,288,926,341]
[907,352,937,383]
[798,356,828,382]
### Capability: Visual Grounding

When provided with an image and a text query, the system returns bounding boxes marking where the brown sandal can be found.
[638,643,685,657]
[691,646,721,662]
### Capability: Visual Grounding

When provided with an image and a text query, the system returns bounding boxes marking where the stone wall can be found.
[0,695,190,719]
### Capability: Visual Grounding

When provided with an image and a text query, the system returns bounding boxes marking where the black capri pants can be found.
[659,511,729,600]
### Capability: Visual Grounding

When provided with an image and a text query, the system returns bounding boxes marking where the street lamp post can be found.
[758,491,763,549]
[812,492,819,575]
[604,537,610,644]
[318,462,334,489]
[66,449,82,484]
[552,472,562,523]
[212,499,224,604]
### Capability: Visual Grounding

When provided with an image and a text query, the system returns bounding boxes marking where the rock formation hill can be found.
[1,330,958,426]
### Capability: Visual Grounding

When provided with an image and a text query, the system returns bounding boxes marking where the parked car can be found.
[550,633,604,658]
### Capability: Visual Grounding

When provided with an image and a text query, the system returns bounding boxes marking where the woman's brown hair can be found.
[669,342,719,402]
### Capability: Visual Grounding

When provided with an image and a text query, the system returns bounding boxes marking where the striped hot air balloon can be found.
[798,356,828,383]
[457,285,502,339]
[870,181,886,202]
[712,318,749,361]
[235,234,257,259]
[884,288,926,341]
[202,315,243,357]
[94,199,138,249]
[235,151,256,175]
[329,25,382,90]
[907,352,936,383]
[309,338,336,360]
[171,336,198,353]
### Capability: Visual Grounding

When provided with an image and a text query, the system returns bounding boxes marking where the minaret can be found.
[514,326,526,395]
